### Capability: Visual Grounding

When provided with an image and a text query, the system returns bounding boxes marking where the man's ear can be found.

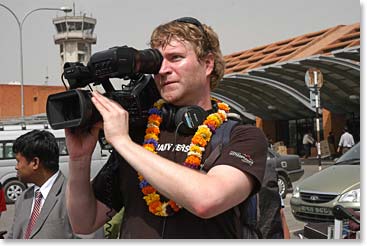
[31,157,40,170]
[204,53,215,77]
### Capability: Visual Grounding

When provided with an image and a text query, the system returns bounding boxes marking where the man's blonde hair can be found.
[150,18,225,89]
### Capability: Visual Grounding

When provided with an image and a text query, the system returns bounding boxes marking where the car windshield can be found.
[335,142,360,165]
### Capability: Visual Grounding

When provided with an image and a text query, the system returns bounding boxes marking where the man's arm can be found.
[111,140,254,218]
[337,134,344,152]
[65,127,116,234]
[66,156,115,234]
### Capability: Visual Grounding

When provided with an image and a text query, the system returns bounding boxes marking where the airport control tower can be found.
[52,11,97,73]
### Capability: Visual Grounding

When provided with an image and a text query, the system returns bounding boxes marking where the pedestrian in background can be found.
[302,130,314,159]
[337,126,355,154]
[7,130,76,239]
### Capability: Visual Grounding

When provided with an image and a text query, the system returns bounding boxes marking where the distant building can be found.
[0,84,64,119]
[52,12,97,72]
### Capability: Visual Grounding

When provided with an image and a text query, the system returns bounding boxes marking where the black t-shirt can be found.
[92,123,267,238]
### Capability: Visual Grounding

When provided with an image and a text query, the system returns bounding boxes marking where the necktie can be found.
[24,190,43,239]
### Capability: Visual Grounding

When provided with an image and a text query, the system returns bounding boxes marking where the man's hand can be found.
[91,91,131,146]
[64,124,101,161]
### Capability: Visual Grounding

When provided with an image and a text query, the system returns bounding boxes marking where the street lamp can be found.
[305,67,324,171]
[0,4,72,120]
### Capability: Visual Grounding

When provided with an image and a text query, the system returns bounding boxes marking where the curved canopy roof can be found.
[213,23,360,121]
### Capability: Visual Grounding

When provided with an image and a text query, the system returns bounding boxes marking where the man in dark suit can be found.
[6,130,76,239]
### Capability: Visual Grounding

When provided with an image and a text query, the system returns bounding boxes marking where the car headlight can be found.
[338,188,360,203]
[292,186,300,198]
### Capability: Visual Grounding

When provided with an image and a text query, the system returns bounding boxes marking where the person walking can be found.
[302,130,314,159]
[337,126,355,154]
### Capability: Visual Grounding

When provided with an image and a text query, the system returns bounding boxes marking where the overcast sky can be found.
[0,0,361,86]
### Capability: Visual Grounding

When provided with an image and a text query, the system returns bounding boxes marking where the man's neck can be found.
[33,170,57,187]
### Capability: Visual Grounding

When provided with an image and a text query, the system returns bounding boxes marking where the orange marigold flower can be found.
[138,174,144,181]
[203,118,218,128]
[142,186,156,195]
[218,102,230,112]
[149,200,162,213]
[148,114,162,124]
[169,200,180,212]
[185,155,201,165]
[192,135,207,147]
[146,127,160,135]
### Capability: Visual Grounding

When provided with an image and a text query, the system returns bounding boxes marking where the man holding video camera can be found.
[65,17,267,239]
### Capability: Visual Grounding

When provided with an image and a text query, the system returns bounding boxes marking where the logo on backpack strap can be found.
[229,151,254,166]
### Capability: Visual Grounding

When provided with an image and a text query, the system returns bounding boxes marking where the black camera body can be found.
[46,46,163,130]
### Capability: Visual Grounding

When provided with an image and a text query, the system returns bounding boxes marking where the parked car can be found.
[290,142,360,223]
[0,124,110,204]
[267,148,304,198]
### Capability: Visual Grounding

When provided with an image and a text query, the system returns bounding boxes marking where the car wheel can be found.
[278,175,287,199]
[4,180,26,204]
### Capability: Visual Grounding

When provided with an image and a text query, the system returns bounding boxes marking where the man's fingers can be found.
[92,91,124,112]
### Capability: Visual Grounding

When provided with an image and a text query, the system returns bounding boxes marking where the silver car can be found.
[290,142,360,223]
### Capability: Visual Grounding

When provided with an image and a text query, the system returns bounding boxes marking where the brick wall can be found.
[0,84,65,118]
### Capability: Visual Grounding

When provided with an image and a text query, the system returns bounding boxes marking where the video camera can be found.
[46,46,163,130]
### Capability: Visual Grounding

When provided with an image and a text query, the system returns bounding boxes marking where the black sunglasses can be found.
[173,17,212,51]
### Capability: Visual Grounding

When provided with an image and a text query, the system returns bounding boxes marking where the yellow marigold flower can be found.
[143,145,155,152]
[197,125,212,141]
[143,192,160,205]
[212,113,223,125]
[154,99,166,109]
[189,145,203,154]
[144,133,159,141]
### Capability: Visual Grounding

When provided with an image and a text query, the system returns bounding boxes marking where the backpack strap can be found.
[200,119,240,172]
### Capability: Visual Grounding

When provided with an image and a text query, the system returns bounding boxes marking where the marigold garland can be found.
[139,99,230,216]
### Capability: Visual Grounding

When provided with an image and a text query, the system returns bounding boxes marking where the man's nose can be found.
[158,59,171,74]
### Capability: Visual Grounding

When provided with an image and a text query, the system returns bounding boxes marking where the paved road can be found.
[0,159,332,239]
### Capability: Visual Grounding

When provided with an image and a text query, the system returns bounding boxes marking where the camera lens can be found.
[136,48,163,75]
[46,90,101,130]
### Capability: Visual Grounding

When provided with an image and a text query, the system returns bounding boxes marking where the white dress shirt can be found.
[338,132,355,148]
[29,170,60,218]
